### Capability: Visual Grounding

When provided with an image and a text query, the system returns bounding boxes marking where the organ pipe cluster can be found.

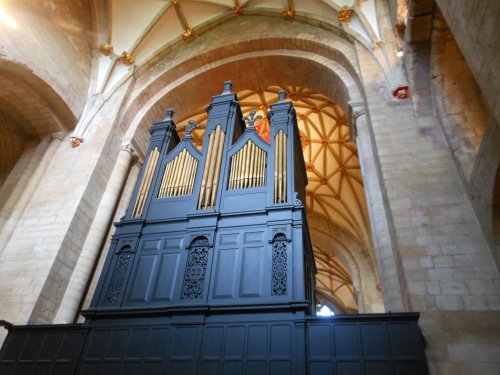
[158,149,198,198]
[198,125,225,210]
[228,140,266,190]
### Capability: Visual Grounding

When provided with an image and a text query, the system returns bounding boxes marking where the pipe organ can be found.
[0,82,429,375]
[91,82,314,313]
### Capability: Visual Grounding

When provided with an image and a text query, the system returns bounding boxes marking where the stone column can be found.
[77,156,142,318]
[0,133,63,254]
[350,104,408,311]
[54,145,134,323]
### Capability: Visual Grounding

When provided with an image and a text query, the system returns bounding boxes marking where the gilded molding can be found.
[120,51,135,65]
[182,27,194,40]
[338,6,352,23]
[99,43,113,56]
[70,136,83,148]
[282,7,296,18]
[234,3,243,15]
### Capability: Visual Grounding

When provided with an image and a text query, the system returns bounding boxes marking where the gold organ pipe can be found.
[181,154,192,195]
[237,144,244,189]
[133,147,159,217]
[210,131,225,207]
[261,151,267,186]
[256,145,261,187]
[228,154,235,189]
[172,150,186,197]
[138,150,155,211]
[258,147,262,185]
[282,132,286,201]
[229,153,235,190]
[249,142,254,187]
[239,144,245,189]
[205,127,220,208]
[278,133,283,203]
[166,154,179,197]
[243,142,250,188]
[246,142,251,187]
[229,154,234,189]
[178,153,186,196]
[274,133,278,202]
[158,163,167,197]
[259,148,264,187]
[198,129,215,209]
[170,151,182,196]
[188,158,198,195]
[283,133,287,202]
[248,142,256,187]
[252,148,257,188]
[180,150,190,194]
[235,152,240,189]
[135,148,155,216]
[237,145,244,189]
[247,142,252,188]
[186,159,193,195]
[182,157,191,195]
[277,132,283,203]
[234,147,241,189]
[176,150,188,196]
[146,148,159,201]
[159,162,172,197]
[164,161,174,196]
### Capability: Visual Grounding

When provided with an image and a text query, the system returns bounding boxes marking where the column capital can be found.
[348,101,366,141]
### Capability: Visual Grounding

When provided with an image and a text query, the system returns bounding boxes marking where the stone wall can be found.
[0,81,132,343]
[435,0,500,127]
[357,37,500,373]
[0,0,93,118]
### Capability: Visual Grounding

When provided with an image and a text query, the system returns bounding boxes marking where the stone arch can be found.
[114,15,365,151]
[126,51,362,155]
[309,213,384,314]
[0,60,77,136]
[0,60,77,184]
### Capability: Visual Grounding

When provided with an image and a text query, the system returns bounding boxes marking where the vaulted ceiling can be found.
[96,0,383,95]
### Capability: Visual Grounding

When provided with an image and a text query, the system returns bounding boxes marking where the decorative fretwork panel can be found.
[104,248,132,304]
[228,140,266,190]
[132,147,160,217]
[158,149,198,198]
[181,237,209,299]
[274,130,287,203]
[272,234,288,296]
[198,125,225,209]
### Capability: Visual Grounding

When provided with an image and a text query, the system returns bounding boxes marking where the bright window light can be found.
[317,305,335,317]
[0,6,17,28]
